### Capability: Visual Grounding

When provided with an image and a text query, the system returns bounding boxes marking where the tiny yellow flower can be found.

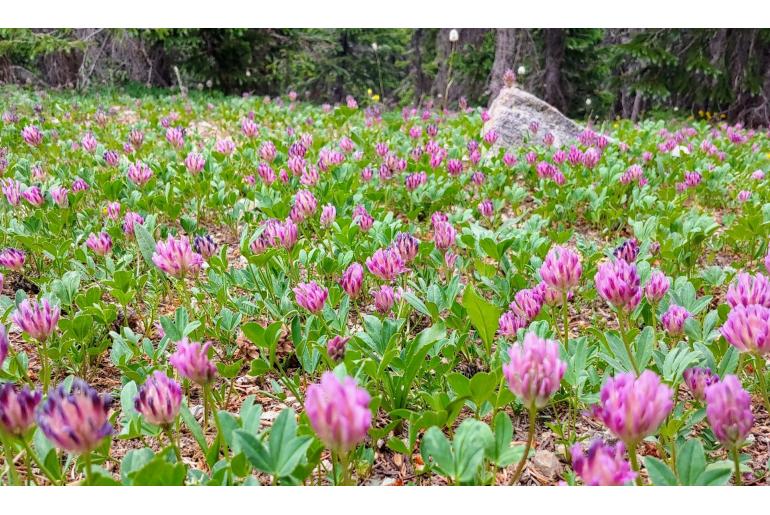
[698,109,704,117]
[613,123,619,129]
[372,94,380,102]
[367,88,372,96]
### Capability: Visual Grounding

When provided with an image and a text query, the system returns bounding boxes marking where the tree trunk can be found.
[488,28,516,105]
[543,29,567,112]
[410,29,429,103]
[431,29,452,100]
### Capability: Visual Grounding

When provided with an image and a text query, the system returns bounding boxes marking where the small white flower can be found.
[371,42,378,51]
[449,29,459,42]
[517,65,526,75]
[585,98,592,106]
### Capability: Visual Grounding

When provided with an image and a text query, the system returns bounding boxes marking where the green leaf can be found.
[234,409,312,480]
[461,284,501,355]
[269,409,313,477]
[180,402,208,458]
[676,439,706,485]
[452,419,494,484]
[644,456,678,485]
[130,455,187,486]
[491,412,525,467]
[469,371,497,408]
[120,448,156,484]
[421,427,454,478]
[133,222,157,268]
[695,462,733,486]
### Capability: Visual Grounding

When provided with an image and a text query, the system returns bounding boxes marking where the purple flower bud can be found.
[540,246,582,293]
[260,141,277,162]
[354,205,374,232]
[340,263,364,298]
[683,367,719,402]
[433,221,456,250]
[595,259,642,313]
[276,219,298,250]
[320,204,336,227]
[726,273,770,309]
[478,199,494,218]
[12,298,60,341]
[214,138,236,155]
[22,186,44,207]
[446,159,463,176]
[431,211,449,227]
[81,132,98,153]
[305,372,371,453]
[0,324,7,368]
[591,371,673,446]
[86,232,113,256]
[366,247,407,282]
[21,125,43,146]
[37,380,113,454]
[0,383,41,436]
[572,440,636,486]
[498,310,528,338]
[661,304,691,336]
[503,332,566,408]
[134,371,183,427]
[705,375,753,448]
[444,250,458,268]
[50,186,69,207]
[104,201,120,220]
[127,161,153,186]
[645,270,669,303]
[613,238,639,263]
[372,284,395,313]
[71,177,90,193]
[327,335,349,362]
[193,234,219,260]
[0,248,25,271]
[184,152,205,174]
[510,288,544,321]
[122,211,144,237]
[128,129,144,148]
[169,339,216,385]
[720,304,770,354]
[103,150,120,167]
[2,179,21,206]
[294,281,328,313]
[152,235,203,279]
[393,232,419,263]
[241,118,259,138]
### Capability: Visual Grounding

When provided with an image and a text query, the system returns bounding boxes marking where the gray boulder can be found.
[483,86,583,149]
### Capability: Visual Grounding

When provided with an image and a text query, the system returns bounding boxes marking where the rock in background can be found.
[483,86,583,149]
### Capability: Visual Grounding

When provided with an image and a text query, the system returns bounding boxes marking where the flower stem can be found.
[207,385,228,459]
[1,434,19,486]
[561,292,569,353]
[40,337,50,393]
[618,312,640,376]
[164,425,183,463]
[753,355,770,415]
[732,446,743,486]
[202,384,210,432]
[510,404,537,485]
[83,452,93,486]
[339,451,351,486]
[628,442,643,486]
[20,438,58,485]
